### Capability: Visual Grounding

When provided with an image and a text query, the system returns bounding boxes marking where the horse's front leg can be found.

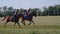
[28,20,31,25]
[31,20,35,25]
[22,20,26,25]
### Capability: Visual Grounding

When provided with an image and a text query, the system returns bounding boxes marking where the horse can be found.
[1,9,37,27]
[20,10,37,25]
[1,14,22,28]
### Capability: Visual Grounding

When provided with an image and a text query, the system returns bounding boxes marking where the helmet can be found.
[29,8,31,11]
[24,10,27,12]
[17,9,19,11]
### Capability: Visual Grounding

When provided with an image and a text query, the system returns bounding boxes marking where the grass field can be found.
[0,16,60,34]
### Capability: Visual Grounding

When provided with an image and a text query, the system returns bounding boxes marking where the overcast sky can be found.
[0,0,60,10]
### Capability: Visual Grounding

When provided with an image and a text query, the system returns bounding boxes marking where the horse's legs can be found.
[14,22,16,28]
[16,22,21,28]
[31,20,35,25]
[21,20,26,25]
[4,18,10,28]
[4,21,9,27]
[28,21,31,25]
[28,20,35,25]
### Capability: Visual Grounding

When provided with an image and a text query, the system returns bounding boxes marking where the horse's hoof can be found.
[23,24,26,26]
[24,24,26,26]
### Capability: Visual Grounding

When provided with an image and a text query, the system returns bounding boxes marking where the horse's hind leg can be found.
[4,21,9,28]
[4,18,10,28]
[22,20,26,25]
[31,20,35,25]
[16,22,21,28]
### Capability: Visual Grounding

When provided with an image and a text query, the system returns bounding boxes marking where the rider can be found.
[27,8,31,15]
[12,9,19,21]
[23,8,31,19]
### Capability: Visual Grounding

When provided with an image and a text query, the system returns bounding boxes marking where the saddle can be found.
[10,15,17,22]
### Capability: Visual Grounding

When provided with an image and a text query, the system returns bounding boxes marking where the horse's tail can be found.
[1,16,7,21]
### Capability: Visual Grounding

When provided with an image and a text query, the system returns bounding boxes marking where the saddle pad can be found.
[24,15,29,19]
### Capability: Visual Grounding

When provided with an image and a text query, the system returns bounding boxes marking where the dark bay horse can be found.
[1,10,37,27]
[2,11,37,26]
[21,11,37,25]
[1,14,22,28]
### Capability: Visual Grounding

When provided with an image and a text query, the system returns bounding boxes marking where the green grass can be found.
[0,29,60,34]
[0,16,60,34]
[0,25,60,29]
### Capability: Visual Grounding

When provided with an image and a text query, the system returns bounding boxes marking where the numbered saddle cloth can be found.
[24,15,29,19]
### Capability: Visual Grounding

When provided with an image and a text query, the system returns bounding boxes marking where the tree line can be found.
[0,5,60,17]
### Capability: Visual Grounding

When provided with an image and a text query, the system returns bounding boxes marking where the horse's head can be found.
[31,11,37,17]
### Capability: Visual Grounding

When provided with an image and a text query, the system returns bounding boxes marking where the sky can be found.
[0,0,60,10]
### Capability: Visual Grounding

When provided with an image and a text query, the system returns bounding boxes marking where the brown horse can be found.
[1,10,37,27]
[21,11,37,25]
[1,14,22,28]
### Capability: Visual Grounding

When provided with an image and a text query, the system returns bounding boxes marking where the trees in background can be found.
[0,5,60,17]
[43,5,60,16]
